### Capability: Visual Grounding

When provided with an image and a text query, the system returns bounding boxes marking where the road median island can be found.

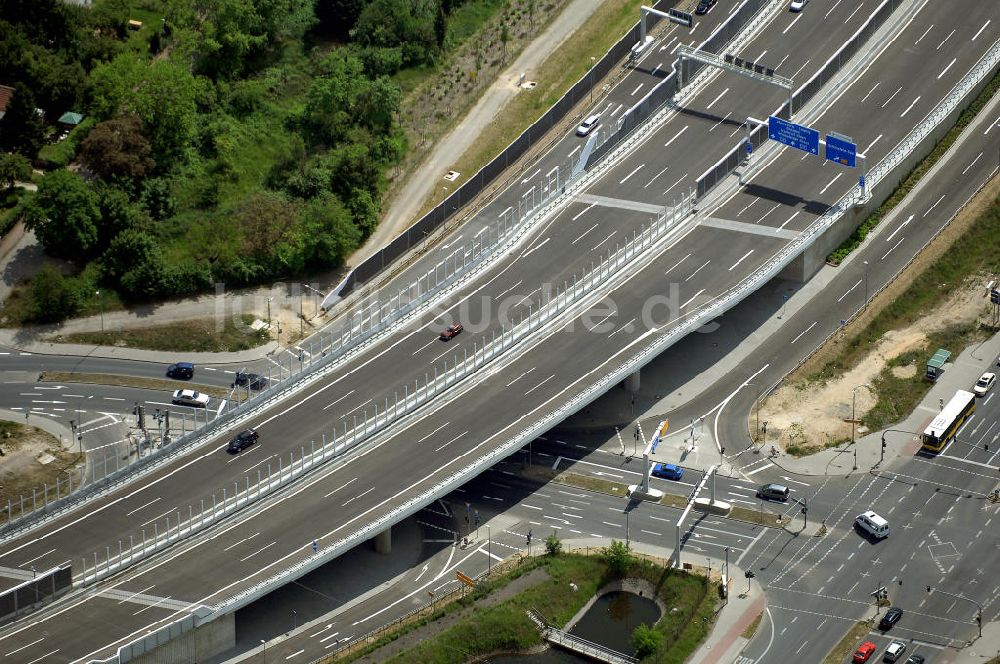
[39,372,230,399]
[520,465,783,528]
[821,620,874,664]
[43,315,270,353]
[331,550,718,664]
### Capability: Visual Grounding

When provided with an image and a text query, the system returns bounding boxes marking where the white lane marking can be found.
[524,374,556,396]
[777,210,800,231]
[571,223,599,245]
[592,231,616,251]
[505,367,535,387]
[125,498,160,518]
[435,431,468,453]
[323,390,356,411]
[819,172,843,195]
[885,214,912,242]
[619,164,645,184]
[728,250,753,272]
[922,194,945,217]
[881,237,904,261]
[972,20,990,41]
[495,279,523,300]
[837,279,862,302]
[899,96,921,117]
[644,165,669,188]
[705,88,729,110]
[791,322,817,344]
[824,0,843,18]
[843,3,862,24]
[936,57,957,80]
[863,134,882,154]
[521,237,550,258]
[936,28,955,50]
[709,111,733,132]
[418,422,449,443]
[881,86,902,108]
[961,151,983,175]
[685,260,711,282]
[782,15,801,34]
[914,24,933,46]
[631,83,644,96]
[521,168,540,184]
[664,125,689,148]
[680,289,704,310]
[572,202,597,221]
[341,487,376,507]
[323,478,357,498]
[860,82,880,103]
[664,252,692,276]
[662,175,686,196]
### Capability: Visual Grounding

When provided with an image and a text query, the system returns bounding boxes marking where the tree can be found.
[500,21,510,59]
[544,534,562,556]
[97,184,148,247]
[141,177,176,221]
[100,228,157,283]
[89,55,201,163]
[301,193,361,267]
[631,624,663,658]
[80,116,155,182]
[0,152,32,192]
[24,170,101,260]
[0,88,48,157]
[28,264,79,323]
[604,540,631,577]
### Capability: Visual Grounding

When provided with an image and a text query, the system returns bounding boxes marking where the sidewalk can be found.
[946,625,1000,664]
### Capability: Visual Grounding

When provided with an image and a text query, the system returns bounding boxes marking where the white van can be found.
[855,511,890,540]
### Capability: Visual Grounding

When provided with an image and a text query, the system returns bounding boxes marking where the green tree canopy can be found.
[89,55,201,163]
[604,540,632,578]
[28,263,79,323]
[80,115,156,182]
[24,170,101,260]
[631,623,663,659]
[0,152,32,192]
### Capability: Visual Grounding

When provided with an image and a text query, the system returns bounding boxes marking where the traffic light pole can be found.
[926,585,982,638]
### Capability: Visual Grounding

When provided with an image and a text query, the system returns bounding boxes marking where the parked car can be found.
[166,362,195,380]
[756,483,789,501]
[651,463,684,480]
[973,372,995,396]
[440,323,464,340]
[695,0,717,15]
[903,655,925,664]
[576,114,601,136]
[789,0,809,11]
[227,429,259,454]
[884,642,906,663]
[879,607,903,630]
[853,642,877,663]
[171,389,210,408]
[233,372,268,391]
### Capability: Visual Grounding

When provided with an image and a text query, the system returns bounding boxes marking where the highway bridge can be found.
[0,0,998,661]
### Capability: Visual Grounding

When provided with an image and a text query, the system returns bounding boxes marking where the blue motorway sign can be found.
[768,115,819,155]
[825,134,857,167]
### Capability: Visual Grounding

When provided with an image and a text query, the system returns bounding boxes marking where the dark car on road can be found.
[879,607,903,630]
[695,0,717,15]
[233,372,268,391]
[440,323,464,340]
[756,483,790,501]
[227,429,259,454]
[651,463,684,480]
[903,655,924,664]
[166,362,195,380]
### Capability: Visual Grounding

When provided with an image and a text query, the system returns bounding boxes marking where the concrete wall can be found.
[128,612,234,664]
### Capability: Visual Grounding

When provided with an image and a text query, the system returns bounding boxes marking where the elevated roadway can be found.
[1,0,999,661]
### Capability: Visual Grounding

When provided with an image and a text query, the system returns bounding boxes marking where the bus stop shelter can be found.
[926,348,951,380]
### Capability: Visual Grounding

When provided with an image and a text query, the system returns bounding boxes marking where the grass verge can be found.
[741,612,763,640]
[46,315,270,353]
[335,551,716,664]
[39,372,229,398]
[826,65,1000,265]
[821,621,873,664]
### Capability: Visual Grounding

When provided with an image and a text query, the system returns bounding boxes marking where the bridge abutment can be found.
[374,527,392,554]
[624,370,641,394]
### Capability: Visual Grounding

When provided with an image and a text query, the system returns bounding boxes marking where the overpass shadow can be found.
[741,182,832,217]
[675,105,746,130]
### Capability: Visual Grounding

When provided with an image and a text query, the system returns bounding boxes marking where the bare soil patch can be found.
[0,420,79,511]
[760,171,1000,455]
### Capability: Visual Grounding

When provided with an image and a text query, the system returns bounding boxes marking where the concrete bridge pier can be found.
[374,527,392,554]
[624,370,641,394]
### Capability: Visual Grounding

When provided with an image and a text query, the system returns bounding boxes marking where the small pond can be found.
[482,590,661,663]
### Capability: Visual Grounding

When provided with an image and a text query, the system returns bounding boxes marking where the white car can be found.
[171,389,210,408]
[576,114,600,136]
[883,642,906,663]
[974,372,996,396]
[789,0,808,10]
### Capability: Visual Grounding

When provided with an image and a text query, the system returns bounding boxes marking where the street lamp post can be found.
[879,429,920,467]
[260,639,266,663]
[95,291,104,333]
[863,260,870,311]
[851,384,872,469]
[487,524,492,576]
[266,297,272,331]
[590,56,596,103]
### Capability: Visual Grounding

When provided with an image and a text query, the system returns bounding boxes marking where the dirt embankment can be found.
[759,173,1000,454]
